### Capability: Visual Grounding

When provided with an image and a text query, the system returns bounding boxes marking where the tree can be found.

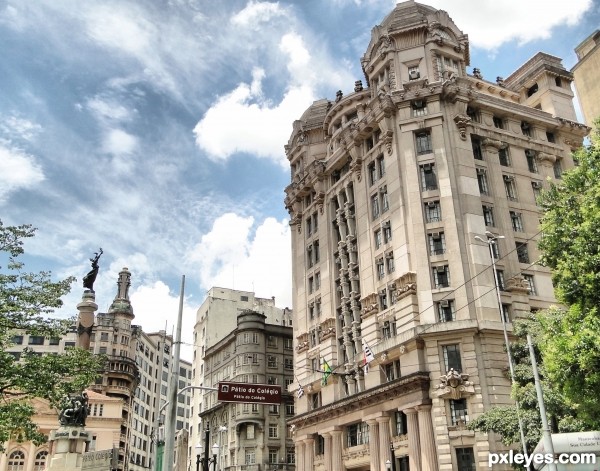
[536,123,600,429]
[0,220,104,450]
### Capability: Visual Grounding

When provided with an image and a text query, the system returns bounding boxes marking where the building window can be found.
[433,265,450,288]
[383,222,392,243]
[546,131,556,143]
[408,66,420,80]
[309,392,321,410]
[287,448,295,464]
[100,332,109,341]
[437,300,455,322]
[450,399,469,425]
[284,358,293,370]
[477,168,489,195]
[415,131,433,155]
[268,424,279,438]
[527,83,539,97]
[371,193,380,219]
[399,456,410,471]
[516,242,530,263]
[28,336,44,345]
[471,136,483,160]
[381,186,389,212]
[286,403,295,415]
[493,116,505,129]
[49,337,60,346]
[424,200,441,222]
[386,251,395,273]
[521,121,532,137]
[482,205,495,227]
[267,335,277,348]
[379,289,388,310]
[443,344,462,372]
[376,258,385,279]
[510,211,524,232]
[8,450,25,471]
[374,229,383,248]
[284,338,293,349]
[553,160,563,179]
[496,270,506,291]
[382,320,397,339]
[420,164,437,191]
[498,145,510,166]
[346,422,369,447]
[368,162,377,186]
[523,274,537,296]
[532,181,542,203]
[245,449,256,465]
[308,276,314,294]
[377,155,385,177]
[466,106,480,123]
[456,447,476,471]
[412,99,427,117]
[395,411,408,435]
[267,356,277,368]
[525,150,538,173]
[428,232,446,255]
[316,435,325,455]
[11,335,23,345]
[504,176,517,201]
[268,449,278,464]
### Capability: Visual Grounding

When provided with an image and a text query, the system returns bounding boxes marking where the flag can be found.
[363,339,375,373]
[297,383,304,399]
[321,358,332,386]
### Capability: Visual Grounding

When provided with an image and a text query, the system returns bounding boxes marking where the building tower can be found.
[284,2,588,471]
[89,267,140,471]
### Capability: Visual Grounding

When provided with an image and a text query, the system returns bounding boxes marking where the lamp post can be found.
[386,460,392,471]
[475,231,529,457]
[195,428,219,471]
[216,426,227,471]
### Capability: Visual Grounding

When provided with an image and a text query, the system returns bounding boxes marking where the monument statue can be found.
[82,248,103,292]
[58,392,90,427]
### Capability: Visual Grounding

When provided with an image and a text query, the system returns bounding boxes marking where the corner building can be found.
[284,2,588,471]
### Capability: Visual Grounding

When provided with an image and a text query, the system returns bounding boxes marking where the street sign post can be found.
[217,382,282,405]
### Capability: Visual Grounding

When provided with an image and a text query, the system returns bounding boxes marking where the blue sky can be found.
[1,0,598,359]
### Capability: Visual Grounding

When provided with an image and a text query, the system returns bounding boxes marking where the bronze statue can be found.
[82,248,103,292]
[58,392,90,426]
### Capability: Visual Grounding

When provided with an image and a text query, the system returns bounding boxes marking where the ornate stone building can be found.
[572,29,600,126]
[284,2,588,471]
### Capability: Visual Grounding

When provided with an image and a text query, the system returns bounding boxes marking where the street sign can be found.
[217,382,282,404]
[82,448,117,471]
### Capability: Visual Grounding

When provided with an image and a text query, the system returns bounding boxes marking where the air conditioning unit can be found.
[382,221,391,228]
[409,70,420,80]
[427,201,437,207]
[525,149,536,157]
[436,265,447,273]
[440,300,450,307]
[476,168,485,175]
[503,175,514,182]
[413,99,424,108]
[431,232,441,239]
[532,181,542,189]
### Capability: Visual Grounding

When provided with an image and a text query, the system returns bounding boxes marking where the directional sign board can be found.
[218,382,282,405]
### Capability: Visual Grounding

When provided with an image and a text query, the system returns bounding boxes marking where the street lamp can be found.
[195,440,219,471]
[386,460,392,471]
[474,231,529,457]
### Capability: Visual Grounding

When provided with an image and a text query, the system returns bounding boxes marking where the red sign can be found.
[217,382,282,405]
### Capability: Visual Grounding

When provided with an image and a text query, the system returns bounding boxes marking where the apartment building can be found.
[572,29,600,126]
[190,288,293,470]
[284,2,588,471]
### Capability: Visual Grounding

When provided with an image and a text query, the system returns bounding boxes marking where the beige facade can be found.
[284,2,588,471]
[0,390,122,471]
[198,309,295,470]
[572,30,600,126]
[190,287,293,468]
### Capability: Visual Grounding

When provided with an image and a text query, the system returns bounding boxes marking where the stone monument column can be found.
[404,408,421,471]
[417,405,438,471]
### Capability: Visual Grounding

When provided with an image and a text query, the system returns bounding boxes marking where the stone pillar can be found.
[47,426,91,471]
[405,408,421,471]
[0,449,7,470]
[330,430,345,471]
[377,415,392,471]
[323,432,332,471]
[296,440,305,471]
[76,291,97,350]
[304,437,315,471]
[25,441,36,471]
[367,419,380,471]
[417,405,438,471]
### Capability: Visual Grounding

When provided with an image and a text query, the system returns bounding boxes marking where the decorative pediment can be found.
[436,369,474,399]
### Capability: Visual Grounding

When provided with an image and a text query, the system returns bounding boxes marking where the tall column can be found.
[0,449,7,470]
[367,420,380,471]
[76,291,97,350]
[25,441,36,471]
[304,437,315,471]
[331,430,345,471]
[296,441,305,471]
[323,432,332,471]
[417,405,438,471]
[377,416,392,471]
[405,408,421,471]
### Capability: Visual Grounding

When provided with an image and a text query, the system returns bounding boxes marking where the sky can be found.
[1,0,598,361]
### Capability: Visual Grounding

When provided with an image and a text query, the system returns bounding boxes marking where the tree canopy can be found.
[0,221,104,450]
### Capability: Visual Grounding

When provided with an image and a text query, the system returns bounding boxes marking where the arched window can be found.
[34,451,48,471]
[8,450,25,471]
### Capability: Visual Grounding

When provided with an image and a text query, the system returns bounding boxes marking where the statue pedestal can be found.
[76,291,98,350]
[47,426,91,471]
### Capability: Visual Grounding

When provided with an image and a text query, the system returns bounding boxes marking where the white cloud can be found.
[231,1,286,27]
[188,213,292,308]
[0,142,44,203]
[423,0,592,50]
[0,116,43,141]
[102,128,138,156]
[87,97,134,122]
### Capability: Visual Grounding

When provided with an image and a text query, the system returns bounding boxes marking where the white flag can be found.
[363,339,375,363]
[297,383,304,399]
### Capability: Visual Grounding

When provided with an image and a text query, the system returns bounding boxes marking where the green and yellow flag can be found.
[322,358,332,385]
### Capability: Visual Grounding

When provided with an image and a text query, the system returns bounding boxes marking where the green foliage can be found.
[0,220,104,451]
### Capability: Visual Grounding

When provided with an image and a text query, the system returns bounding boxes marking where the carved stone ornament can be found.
[320,318,337,341]
[296,333,309,353]
[506,275,531,295]
[537,152,556,165]
[482,138,504,152]
[58,391,90,427]
[472,68,483,79]
[360,292,379,319]
[436,369,475,400]
[453,114,471,140]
